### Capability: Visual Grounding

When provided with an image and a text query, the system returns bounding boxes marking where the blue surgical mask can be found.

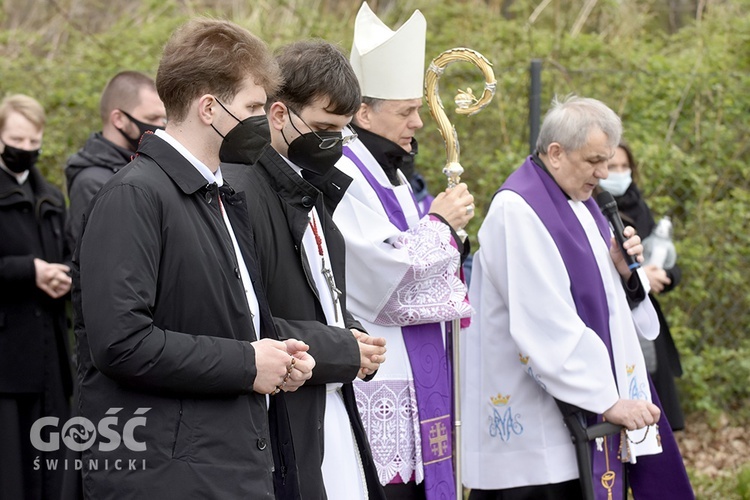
[599,170,632,197]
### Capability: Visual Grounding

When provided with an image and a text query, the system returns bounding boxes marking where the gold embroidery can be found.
[428,421,449,458]
[601,423,616,500]
[491,394,510,406]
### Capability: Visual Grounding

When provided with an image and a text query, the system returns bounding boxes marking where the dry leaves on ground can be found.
[675,413,750,479]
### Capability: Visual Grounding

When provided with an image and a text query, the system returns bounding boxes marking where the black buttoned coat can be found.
[0,166,72,396]
[73,133,299,499]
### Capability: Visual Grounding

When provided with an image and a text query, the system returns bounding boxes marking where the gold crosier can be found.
[424,48,496,500]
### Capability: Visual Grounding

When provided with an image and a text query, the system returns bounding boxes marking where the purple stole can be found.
[343,147,455,499]
[501,156,693,499]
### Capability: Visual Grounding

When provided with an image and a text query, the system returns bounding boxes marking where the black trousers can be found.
[384,481,427,500]
[468,479,583,500]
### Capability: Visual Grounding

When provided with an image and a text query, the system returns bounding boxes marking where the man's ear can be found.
[354,103,371,130]
[268,102,287,131]
[196,94,216,125]
[110,109,127,129]
[546,142,564,170]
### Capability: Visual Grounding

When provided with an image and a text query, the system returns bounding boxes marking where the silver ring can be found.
[466,204,475,215]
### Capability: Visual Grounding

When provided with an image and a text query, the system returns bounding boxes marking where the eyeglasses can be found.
[288,108,357,150]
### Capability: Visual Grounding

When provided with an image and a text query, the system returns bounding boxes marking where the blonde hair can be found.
[0,94,46,132]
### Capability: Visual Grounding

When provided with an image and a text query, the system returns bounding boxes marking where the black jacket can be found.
[223,148,385,500]
[64,132,133,252]
[72,133,297,499]
[0,166,72,396]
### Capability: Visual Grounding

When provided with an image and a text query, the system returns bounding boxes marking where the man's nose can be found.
[411,111,423,130]
[595,163,609,178]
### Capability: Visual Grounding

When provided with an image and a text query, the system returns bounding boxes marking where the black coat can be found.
[0,166,72,396]
[615,183,685,430]
[72,133,297,499]
[0,166,72,500]
[64,132,133,253]
[223,148,385,500]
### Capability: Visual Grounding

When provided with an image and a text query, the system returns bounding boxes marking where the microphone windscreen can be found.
[596,190,617,215]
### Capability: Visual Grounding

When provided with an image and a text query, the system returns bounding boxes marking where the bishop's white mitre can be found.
[350,1,426,100]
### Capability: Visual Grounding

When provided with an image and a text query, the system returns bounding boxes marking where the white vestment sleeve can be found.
[632,268,660,340]
[333,158,470,327]
[483,191,620,414]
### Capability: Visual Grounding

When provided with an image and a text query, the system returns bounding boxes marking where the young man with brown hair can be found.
[73,19,314,499]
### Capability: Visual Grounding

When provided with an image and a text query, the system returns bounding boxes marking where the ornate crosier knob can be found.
[443,161,467,240]
[443,162,464,188]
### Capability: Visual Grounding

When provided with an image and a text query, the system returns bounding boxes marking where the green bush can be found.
[738,465,750,500]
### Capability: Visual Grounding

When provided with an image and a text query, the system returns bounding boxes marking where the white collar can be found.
[155,129,224,186]
[280,154,304,177]
[0,163,30,184]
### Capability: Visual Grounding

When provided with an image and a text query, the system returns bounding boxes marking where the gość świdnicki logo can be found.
[30,408,150,453]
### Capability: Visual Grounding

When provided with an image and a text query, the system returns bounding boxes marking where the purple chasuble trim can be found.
[343,146,456,499]
[499,156,693,499]
[342,148,422,231]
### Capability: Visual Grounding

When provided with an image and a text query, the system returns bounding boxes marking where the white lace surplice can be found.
[354,379,423,485]
[375,219,471,326]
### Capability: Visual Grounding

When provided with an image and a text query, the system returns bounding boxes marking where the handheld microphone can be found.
[596,190,640,270]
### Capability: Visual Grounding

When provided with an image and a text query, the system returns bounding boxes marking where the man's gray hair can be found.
[361,96,384,111]
[351,96,383,127]
[535,95,622,154]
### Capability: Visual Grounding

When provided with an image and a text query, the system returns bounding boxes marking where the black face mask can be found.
[1,143,40,173]
[286,131,344,176]
[117,109,164,151]
[211,99,271,165]
[282,111,343,176]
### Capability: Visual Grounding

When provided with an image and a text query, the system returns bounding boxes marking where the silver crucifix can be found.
[320,260,342,322]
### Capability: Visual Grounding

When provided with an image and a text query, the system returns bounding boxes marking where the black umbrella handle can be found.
[586,421,623,441]
[556,400,623,500]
